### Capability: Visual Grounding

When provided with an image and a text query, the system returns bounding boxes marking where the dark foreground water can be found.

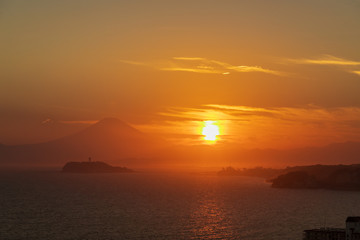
[1,172,360,239]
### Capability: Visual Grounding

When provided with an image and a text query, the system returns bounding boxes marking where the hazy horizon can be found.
[1,117,360,171]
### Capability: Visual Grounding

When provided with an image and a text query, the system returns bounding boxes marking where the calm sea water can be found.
[1,171,360,240]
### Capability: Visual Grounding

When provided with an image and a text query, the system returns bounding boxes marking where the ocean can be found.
[1,171,360,239]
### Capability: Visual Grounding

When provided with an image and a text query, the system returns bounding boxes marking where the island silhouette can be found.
[63,158,134,173]
[218,164,360,191]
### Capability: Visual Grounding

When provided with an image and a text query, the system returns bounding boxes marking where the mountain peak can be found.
[97,117,127,125]
[87,117,142,135]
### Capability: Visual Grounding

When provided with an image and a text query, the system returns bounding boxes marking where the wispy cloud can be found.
[287,55,360,77]
[352,71,360,76]
[120,57,283,76]
[288,55,360,66]
[159,67,224,74]
[202,104,360,122]
[119,60,148,66]
[205,104,277,114]
[166,57,283,75]
[173,57,204,61]
[41,118,54,125]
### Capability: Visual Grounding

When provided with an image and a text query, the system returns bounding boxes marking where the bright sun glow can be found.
[202,121,220,141]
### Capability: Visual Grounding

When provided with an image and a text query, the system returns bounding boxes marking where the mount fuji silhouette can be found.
[0,118,164,167]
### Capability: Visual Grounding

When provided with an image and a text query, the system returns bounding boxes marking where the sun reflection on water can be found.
[189,187,231,239]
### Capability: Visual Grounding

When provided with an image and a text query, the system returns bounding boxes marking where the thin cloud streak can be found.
[172,57,283,75]
[288,55,360,66]
[160,105,349,122]
[205,104,276,113]
[119,60,148,66]
[352,71,360,76]
[203,104,360,122]
[287,55,360,77]
[173,57,205,61]
[160,67,224,74]
[41,118,54,124]
[120,57,283,76]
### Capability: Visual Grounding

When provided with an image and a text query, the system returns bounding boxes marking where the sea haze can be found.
[1,172,360,239]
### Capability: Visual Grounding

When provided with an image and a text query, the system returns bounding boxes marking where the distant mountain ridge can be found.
[0,118,164,167]
[237,141,360,167]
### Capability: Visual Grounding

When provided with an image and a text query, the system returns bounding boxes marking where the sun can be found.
[202,121,220,141]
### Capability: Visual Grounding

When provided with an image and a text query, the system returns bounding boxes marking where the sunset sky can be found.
[1,0,360,148]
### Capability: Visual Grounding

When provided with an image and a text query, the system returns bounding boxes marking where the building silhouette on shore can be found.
[304,217,360,240]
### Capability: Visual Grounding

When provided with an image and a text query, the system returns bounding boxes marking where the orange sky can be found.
[1,0,360,149]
